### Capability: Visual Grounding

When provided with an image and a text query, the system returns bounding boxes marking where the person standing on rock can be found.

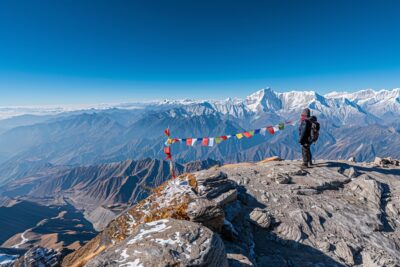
[299,108,313,168]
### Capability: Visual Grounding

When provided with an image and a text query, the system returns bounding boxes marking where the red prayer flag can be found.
[267,126,275,135]
[164,128,170,136]
[164,146,172,160]
[186,138,192,146]
[221,135,228,140]
[201,137,209,146]
[243,132,252,138]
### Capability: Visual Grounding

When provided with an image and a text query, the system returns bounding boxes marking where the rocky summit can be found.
[58,157,400,267]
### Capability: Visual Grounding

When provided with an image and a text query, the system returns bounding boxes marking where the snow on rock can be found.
[0,253,19,267]
[63,170,237,267]
[14,246,61,267]
[84,219,228,267]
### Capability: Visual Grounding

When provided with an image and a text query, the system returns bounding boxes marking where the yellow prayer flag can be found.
[236,133,244,139]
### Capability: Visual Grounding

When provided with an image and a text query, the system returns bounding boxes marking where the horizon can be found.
[0,87,399,108]
[1,0,400,105]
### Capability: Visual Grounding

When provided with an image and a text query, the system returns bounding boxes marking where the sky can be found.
[0,0,400,105]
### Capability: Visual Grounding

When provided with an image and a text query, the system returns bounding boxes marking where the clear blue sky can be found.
[0,0,400,105]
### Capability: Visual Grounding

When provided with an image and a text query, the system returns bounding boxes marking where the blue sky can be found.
[0,0,400,105]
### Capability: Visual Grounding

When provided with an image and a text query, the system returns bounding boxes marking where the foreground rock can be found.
[63,159,400,267]
[85,219,228,267]
[63,170,236,267]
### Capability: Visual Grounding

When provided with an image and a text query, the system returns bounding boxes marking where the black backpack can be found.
[309,116,320,143]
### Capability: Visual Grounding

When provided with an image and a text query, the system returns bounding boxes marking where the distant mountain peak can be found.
[245,88,282,112]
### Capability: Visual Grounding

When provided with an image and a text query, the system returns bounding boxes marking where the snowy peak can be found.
[245,88,282,112]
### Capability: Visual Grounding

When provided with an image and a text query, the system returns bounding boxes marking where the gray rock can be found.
[248,208,271,229]
[334,241,354,266]
[274,173,292,184]
[16,247,61,267]
[187,198,225,232]
[85,219,229,267]
[343,167,360,178]
[213,189,238,207]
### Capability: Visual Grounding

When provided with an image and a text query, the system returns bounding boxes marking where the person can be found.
[298,108,312,168]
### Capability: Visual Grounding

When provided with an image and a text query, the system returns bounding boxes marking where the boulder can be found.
[343,167,360,178]
[274,173,292,184]
[84,219,229,267]
[187,198,225,232]
[248,208,272,229]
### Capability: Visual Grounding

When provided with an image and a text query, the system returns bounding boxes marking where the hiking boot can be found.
[301,163,309,169]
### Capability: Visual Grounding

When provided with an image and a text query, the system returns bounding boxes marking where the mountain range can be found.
[0,88,399,187]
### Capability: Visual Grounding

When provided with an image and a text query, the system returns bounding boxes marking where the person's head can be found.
[310,115,317,122]
[301,108,311,120]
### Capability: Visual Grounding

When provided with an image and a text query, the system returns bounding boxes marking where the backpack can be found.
[309,116,320,143]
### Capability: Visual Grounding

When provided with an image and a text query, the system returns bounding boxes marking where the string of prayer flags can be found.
[164,121,293,149]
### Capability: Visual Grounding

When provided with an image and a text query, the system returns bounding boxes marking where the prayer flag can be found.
[186,138,192,146]
[164,128,170,136]
[267,126,275,135]
[191,139,197,146]
[254,129,261,134]
[209,138,215,146]
[201,137,209,146]
[273,126,279,132]
[279,123,285,130]
[164,146,172,160]
[260,128,267,135]
[215,137,222,144]
[236,133,244,139]
[243,132,252,138]
[221,135,228,140]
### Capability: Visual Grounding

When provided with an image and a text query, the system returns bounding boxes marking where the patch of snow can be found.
[0,254,19,265]
[127,220,171,245]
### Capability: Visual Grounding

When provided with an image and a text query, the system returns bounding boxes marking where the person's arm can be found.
[299,121,306,144]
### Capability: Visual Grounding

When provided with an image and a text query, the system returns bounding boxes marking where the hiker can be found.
[299,108,320,167]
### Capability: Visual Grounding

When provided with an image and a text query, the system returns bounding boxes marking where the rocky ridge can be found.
[61,157,400,267]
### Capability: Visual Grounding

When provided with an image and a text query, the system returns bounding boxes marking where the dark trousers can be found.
[301,144,312,165]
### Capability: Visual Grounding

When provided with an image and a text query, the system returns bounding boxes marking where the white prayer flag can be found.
[209,138,215,146]
[191,139,197,146]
